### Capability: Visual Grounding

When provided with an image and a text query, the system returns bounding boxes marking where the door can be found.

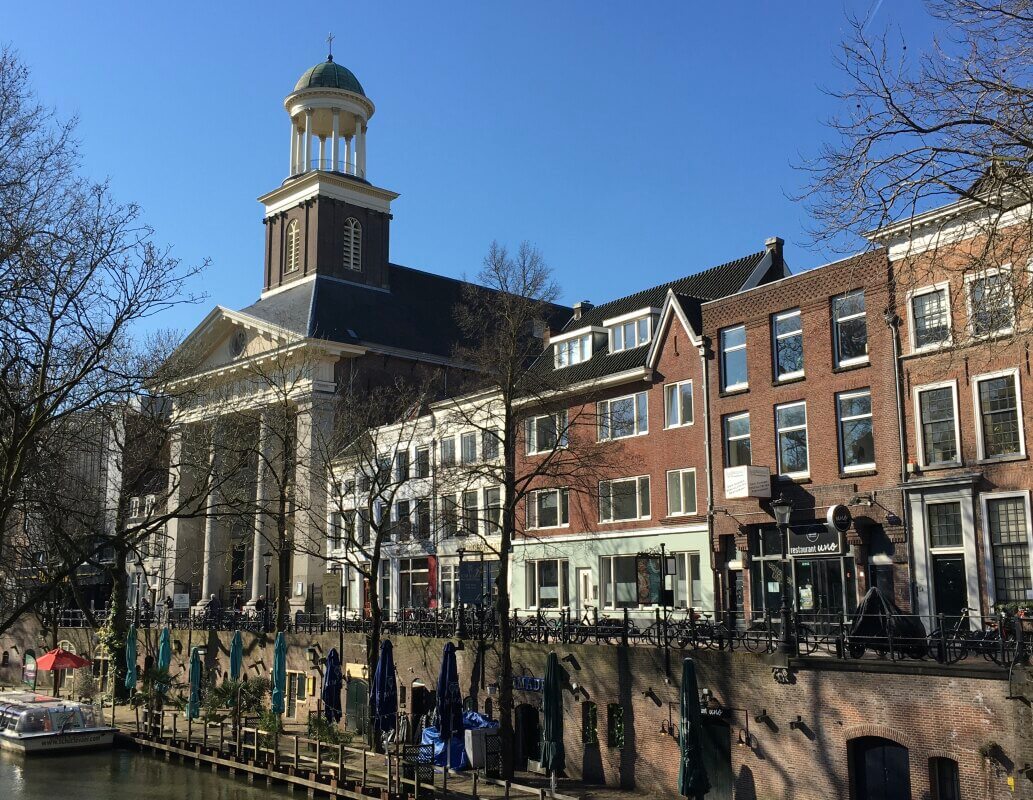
[851,737,911,800]
[931,555,968,623]
[795,558,845,632]
[346,678,368,735]
[700,721,734,799]
[726,570,744,629]
[577,568,595,613]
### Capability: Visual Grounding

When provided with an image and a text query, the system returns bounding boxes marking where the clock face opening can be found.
[230,330,247,358]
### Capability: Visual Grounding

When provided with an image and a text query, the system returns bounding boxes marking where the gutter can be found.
[884,308,915,611]
[700,335,719,611]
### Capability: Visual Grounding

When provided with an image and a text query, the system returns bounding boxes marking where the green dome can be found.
[294,58,365,96]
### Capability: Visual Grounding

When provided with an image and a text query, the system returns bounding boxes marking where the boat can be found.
[0,691,116,753]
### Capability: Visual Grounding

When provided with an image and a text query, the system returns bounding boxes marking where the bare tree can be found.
[445,241,615,778]
[802,0,1033,345]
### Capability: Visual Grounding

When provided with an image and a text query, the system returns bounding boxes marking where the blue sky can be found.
[6,1,939,333]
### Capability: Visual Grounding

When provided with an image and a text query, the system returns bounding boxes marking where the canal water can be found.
[0,748,288,799]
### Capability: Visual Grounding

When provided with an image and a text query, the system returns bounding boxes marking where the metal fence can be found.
[56,605,1031,668]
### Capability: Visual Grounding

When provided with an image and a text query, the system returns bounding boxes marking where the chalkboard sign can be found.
[459,562,483,605]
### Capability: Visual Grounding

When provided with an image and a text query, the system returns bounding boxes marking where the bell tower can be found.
[258,50,398,295]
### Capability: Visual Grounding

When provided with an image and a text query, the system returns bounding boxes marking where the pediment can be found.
[174,306,302,376]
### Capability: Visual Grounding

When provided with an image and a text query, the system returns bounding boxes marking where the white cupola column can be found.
[318,136,326,171]
[355,119,366,177]
[289,119,298,174]
[344,135,353,175]
[331,110,340,172]
[303,109,313,172]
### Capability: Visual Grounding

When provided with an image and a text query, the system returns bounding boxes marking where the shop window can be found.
[606,704,625,749]
[750,528,784,616]
[984,493,1033,604]
[525,559,569,609]
[399,558,431,608]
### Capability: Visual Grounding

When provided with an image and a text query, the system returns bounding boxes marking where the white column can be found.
[289,119,297,174]
[318,136,326,171]
[331,110,340,172]
[344,135,353,175]
[303,109,313,172]
[199,438,217,602]
[355,119,366,177]
[249,415,270,605]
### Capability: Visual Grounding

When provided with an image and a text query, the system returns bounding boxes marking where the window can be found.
[285,220,301,273]
[772,309,803,380]
[526,488,569,529]
[720,325,748,391]
[343,217,362,272]
[915,383,960,467]
[600,555,640,609]
[974,371,1024,460]
[395,450,410,482]
[749,527,784,614]
[968,269,1014,337]
[599,476,651,522]
[144,495,156,517]
[330,511,354,550]
[984,494,1033,604]
[673,552,702,609]
[666,469,697,516]
[415,499,431,539]
[415,446,430,478]
[439,495,457,538]
[929,757,960,800]
[664,381,693,428]
[440,563,458,608]
[775,402,809,477]
[482,429,499,461]
[598,392,648,440]
[393,500,412,541]
[928,502,963,548]
[399,558,430,607]
[525,559,569,608]
[129,497,141,519]
[554,334,592,368]
[357,510,370,546]
[379,561,391,612]
[461,432,477,464]
[832,290,867,367]
[909,284,951,351]
[525,411,568,455]
[606,704,625,749]
[723,413,751,468]
[484,487,501,534]
[837,389,874,471]
[440,437,456,467]
[610,317,651,352]
[460,489,478,535]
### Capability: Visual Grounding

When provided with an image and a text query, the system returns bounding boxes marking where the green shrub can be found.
[307,715,353,746]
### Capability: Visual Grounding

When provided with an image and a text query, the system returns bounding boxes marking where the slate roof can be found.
[240,265,572,362]
[527,249,779,386]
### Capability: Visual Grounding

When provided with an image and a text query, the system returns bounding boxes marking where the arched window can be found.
[930,757,960,800]
[343,217,362,271]
[285,220,300,273]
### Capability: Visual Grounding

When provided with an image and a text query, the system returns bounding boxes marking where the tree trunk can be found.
[276,498,291,632]
[108,544,130,702]
[496,556,515,779]
[365,553,382,750]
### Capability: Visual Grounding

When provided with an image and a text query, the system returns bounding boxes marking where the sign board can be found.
[826,504,852,533]
[173,593,191,611]
[788,523,843,557]
[459,562,484,606]
[322,574,342,607]
[512,675,543,692]
[22,653,36,689]
[724,466,772,499]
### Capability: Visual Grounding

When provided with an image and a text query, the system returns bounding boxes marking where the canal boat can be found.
[0,691,115,753]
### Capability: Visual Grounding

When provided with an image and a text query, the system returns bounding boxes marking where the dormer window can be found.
[343,217,362,271]
[554,334,592,369]
[285,220,301,273]
[604,309,658,353]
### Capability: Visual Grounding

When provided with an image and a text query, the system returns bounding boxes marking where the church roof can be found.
[240,265,571,363]
[294,58,365,96]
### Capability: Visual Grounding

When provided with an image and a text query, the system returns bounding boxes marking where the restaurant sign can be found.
[787,523,843,557]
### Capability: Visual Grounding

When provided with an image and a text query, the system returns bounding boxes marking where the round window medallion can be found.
[229,329,247,358]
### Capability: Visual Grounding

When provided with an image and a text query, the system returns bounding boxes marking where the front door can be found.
[932,555,968,623]
[700,721,734,799]
[795,558,846,632]
[726,570,744,628]
[346,678,368,735]
[851,737,911,799]
[577,568,595,613]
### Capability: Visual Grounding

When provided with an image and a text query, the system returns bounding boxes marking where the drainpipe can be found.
[699,336,719,612]
[884,309,915,610]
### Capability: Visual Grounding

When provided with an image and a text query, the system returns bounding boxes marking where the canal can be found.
[0,748,289,799]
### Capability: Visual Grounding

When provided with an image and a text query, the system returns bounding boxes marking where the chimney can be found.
[765,236,785,273]
[573,300,593,321]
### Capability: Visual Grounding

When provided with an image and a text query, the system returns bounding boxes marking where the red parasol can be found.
[35,648,91,671]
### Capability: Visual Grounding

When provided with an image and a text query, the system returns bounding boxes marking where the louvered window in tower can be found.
[285,220,300,273]
[343,217,362,271]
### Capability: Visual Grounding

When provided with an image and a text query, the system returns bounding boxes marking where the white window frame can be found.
[832,289,869,368]
[599,475,651,523]
[608,312,653,353]
[129,497,141,519]
[907,281,952,353]
[525,411,569,455]
[439,436,457,467]
[554,334,592,369]
[979,490,1033,608]
[913,380,962,469]
[600,554,643,610]
[597,391,649,441]
[460,431,477,465]
[664,380,694,428]
[666,468,698,516]
[774,401,810,478]
[525,558,569,610]
[526,488,570,530]
[837,388,875,473]
[719,324,748,392]
[972,368,1026,462]
[723,412,751,468]
[965,266,1014,339]
[772,309,804,381]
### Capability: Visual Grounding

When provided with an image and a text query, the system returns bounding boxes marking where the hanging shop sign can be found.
[826,504,852,533]
[787,523,844,557]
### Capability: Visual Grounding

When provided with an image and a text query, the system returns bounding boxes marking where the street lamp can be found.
[456,548,468,641]
[769,494,795,655]
[262,551,273,629]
